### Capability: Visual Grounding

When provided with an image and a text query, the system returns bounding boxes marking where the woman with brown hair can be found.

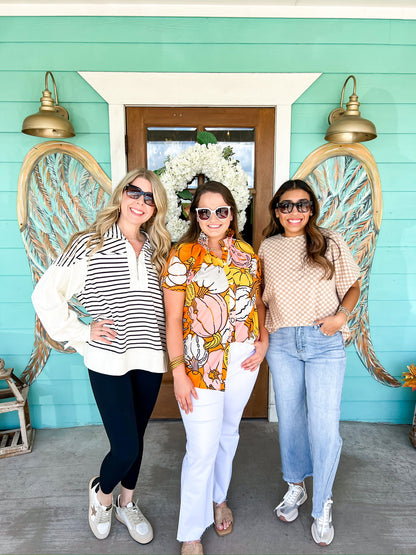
[162,181,268,555]
[259,179,360,546]
[32,168,171,545]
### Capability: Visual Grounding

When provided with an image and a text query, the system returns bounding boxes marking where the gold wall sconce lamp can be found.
[325,75,376,144]
[22,71,75,138]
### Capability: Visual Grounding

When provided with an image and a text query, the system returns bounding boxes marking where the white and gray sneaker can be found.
[88,476,113,540]
[274,482,307,522]
[311,499,334,546]
[115,495,153,544]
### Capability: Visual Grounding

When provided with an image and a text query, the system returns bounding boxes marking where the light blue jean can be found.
[266,325,346,518]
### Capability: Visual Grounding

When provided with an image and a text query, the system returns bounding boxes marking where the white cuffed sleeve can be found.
[32,259,90,353]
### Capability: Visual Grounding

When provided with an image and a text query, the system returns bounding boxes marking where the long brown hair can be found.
[64,168,171,276]
[263,179,336,279]
[178,180,242,245]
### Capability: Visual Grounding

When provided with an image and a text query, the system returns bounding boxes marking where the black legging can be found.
[88,368,162,494]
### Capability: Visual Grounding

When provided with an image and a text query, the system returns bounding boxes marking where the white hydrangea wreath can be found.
[160,143,251,242]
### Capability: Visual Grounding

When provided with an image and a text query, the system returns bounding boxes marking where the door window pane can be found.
[205,128,255,189]
[147,126,255,190]
[147,127,197,171]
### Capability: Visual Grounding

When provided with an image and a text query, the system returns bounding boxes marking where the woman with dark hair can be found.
[162,181,268,555]
[259,179,360,546]
[32,168,171,544]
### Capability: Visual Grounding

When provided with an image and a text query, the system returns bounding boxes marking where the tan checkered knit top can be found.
[258,229,360,341]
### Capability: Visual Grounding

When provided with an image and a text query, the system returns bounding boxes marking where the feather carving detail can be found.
[17,141,112,385]
[293,143,400,388]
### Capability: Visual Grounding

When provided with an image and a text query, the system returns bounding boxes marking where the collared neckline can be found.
[198,231,234,251]
[105,223,152,252]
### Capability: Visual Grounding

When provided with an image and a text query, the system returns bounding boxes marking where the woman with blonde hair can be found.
[32,168,171,545]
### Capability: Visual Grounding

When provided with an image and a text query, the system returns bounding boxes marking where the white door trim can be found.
[79,71,321,190]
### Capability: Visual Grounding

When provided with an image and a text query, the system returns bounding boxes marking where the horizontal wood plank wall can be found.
[0,16,415,428]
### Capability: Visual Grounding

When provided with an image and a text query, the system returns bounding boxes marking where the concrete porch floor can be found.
[0,420,415,555]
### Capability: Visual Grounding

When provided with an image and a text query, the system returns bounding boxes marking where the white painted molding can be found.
[108,105,127,180]
[1,2,415,19]
[79,71,321,193]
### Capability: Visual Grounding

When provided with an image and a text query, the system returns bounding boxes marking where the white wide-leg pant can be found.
[177,342,259,542]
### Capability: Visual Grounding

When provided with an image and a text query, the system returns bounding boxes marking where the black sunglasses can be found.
[195,206,232,221]
[276,200,313,214]
[123,184,155,206]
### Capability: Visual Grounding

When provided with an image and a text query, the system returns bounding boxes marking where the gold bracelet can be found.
[337,306,351,318]
[169,355,185,364]
[169,355,185,371]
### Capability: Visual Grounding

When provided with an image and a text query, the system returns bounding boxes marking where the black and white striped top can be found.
[32,223,167,376]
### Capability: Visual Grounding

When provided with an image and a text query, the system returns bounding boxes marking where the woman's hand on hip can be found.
[315,312,346,336]
[90,319,117,344]
[173,370,198,414]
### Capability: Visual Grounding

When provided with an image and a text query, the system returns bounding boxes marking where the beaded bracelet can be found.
[169,355,185,371]
[337,306,351,318]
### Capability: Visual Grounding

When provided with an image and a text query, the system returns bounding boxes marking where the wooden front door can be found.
[125,106,275,418]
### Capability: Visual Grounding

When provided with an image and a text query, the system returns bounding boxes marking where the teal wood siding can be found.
[0,16,415,428]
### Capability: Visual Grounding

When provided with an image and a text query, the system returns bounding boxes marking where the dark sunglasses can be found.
[276,200,313,214]
[123,184,155,206]
[195,206,231,221]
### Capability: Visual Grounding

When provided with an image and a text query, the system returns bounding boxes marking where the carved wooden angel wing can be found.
[293,143,400,387]
[17,141,112,384]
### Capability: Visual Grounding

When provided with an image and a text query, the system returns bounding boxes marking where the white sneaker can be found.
[311,499,334,546]
[88,476,113,540]
[274,482,307,522]
[115,495,153,544]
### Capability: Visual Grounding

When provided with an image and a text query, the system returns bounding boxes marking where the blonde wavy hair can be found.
[65,168,171,276]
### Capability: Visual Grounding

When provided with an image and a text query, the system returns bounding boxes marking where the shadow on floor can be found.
[1,420,415,555]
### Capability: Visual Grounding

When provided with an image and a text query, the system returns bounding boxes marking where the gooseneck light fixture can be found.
[325,75,376,144]
[22,71,75,138]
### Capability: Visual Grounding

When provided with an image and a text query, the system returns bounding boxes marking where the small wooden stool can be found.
[0,358,35,458]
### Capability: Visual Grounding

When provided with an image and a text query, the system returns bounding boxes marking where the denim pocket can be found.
[314,328,344,354]
[315,325,341,339]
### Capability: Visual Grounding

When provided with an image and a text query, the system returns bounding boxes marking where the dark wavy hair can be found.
[263,179,336,279]
[178,181,242,245]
